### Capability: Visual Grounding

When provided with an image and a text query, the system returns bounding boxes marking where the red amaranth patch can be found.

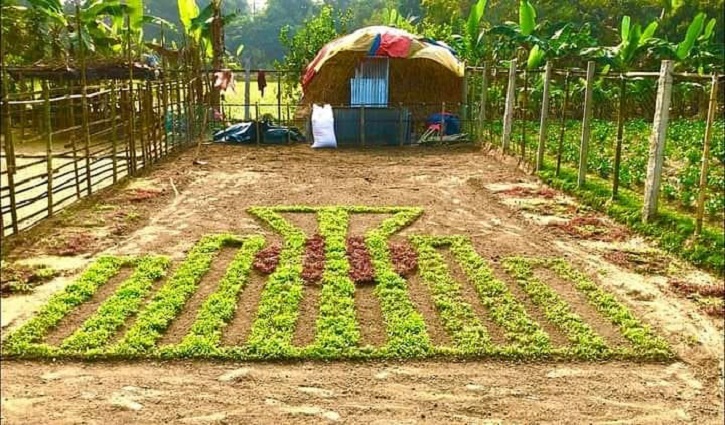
[389,241,418,277]
[500,186,557,199]
[125,188,164,203]
[302,234,325,285]
[669,279,725,299]
[254,244,281,274]
[347,236,375,284]
[553,215,629,242]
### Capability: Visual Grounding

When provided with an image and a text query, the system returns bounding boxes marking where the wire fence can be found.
[1,60,723,239]
[465,60,724,232]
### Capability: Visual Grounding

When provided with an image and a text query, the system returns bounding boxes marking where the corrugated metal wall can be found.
[351,58,389,107]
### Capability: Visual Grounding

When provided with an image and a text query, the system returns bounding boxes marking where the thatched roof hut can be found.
[299,26,465,122]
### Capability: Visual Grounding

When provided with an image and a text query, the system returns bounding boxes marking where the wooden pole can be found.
[643,60,674,223]
[255,102,261,146]
[2,67,18,234]
[76,3,92,196]
[577,61,596,188]
[478,64,488,144]
[502,59,517,153]
[556,72,571,177]
[175,78,182,149]
[244,58,251,121]
[162,79,169,156]
[110,80,119,183]
[440,102,445,143]
[277,71,282,122]
[536,61,552,172]
[286,102,291,144]
[126,14,137,174]
[521,69,528,162]
[43,81,54,216]
[361,104,366,146]
[139,82,148,167]
[399,102,405,146]
[695,74,718,235]
[612,76,627,197]
[461,67,468,127]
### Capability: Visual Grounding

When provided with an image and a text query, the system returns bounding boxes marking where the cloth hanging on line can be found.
[258,71,267,96]
[214,70,236,92]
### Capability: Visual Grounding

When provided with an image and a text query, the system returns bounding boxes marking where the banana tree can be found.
[21,0,151,64]
[581,15,659,71]
[650,13,720,73]
[487,0,547,69]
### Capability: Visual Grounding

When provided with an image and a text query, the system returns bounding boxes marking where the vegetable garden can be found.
[2,206,673,361]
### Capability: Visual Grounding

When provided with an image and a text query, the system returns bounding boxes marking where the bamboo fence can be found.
[1,73,206,237]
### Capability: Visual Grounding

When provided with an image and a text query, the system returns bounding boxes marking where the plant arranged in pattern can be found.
[301,234,325,285]
[253,244,281,274]
[1,206,673,362]
[347,236,375,284]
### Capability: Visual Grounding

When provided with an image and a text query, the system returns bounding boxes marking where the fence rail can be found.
[1,73,209,237]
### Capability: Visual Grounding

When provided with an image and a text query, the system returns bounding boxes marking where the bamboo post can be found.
[277,71,282,122]
[286,103,291,144]
[488,68,497,144]
[162,79,169,155]
[146,80,157,163]
[2,68,18,234]
[461,67,468,128]
[126,14,137,174]
[502,59,517,153]
[255,101,261,146]
[19,83,27,139]
[521,69,528,162]
[478,64,488,144]
[76,3,92,196]
[440,102,445,143]
[695,74,718,235]
[110,80,119,183]
[360,105,366,146]
[398,102,405,146]
[43,81,54,216]
[643,60,674,223]
[612,76,627,197]
[536,61,552,172]
[244,58,251,120]
[175,79,182,149]
[139,82,148,167]
[577,61,596,188]
[556,72,571,176]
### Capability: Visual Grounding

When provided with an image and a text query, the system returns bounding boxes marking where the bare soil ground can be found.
[1,144,723,424]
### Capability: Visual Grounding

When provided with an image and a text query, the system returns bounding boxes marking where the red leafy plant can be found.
[302,234,325,285]
[254,244,281,274]
[389,241,418,277]
[347,236,375,284]
[553,215,629,242]
[346,236,419,284]
[500,186,557,199]
[669,279,725,299]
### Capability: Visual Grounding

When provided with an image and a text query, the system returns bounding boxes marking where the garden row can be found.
[483,118,725,218]
[1,207,672,361]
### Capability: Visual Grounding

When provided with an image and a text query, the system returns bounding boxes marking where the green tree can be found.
[277,5,350,99]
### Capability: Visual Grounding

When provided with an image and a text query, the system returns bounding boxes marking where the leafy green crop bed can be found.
[485,119,725,218]
[1,206,673,362]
